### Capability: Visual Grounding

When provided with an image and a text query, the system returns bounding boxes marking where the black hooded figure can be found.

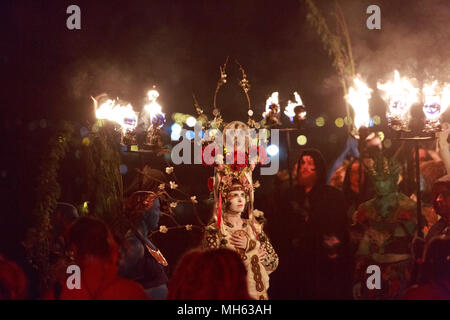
[271,149,352,299]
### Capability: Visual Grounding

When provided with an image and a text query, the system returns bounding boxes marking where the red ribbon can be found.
[217,192,222,228]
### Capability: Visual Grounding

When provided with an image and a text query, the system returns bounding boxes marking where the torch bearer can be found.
[326,76,373,185]
[378,70,431,238]
[141,88,166,149]
[92,95,138,147]
[282,92,307,188]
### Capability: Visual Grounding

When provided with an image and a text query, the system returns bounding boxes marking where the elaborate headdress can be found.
[212,140,256,228]
[366,154,402,182]
[194,59,267,229]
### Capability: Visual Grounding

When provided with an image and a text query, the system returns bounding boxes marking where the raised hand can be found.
[230,233,248,250]
[257,247,267,263]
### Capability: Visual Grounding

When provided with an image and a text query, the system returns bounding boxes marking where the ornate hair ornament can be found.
[366,154,402,180]
[192,59,268,228]
[195,57,269,134]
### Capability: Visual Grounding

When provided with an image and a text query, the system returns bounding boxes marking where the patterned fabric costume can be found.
[203,216,278,300]
[201,121,279,299]
[352,156,417,299]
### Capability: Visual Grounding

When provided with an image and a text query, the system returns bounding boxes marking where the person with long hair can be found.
[58,217,147,300]
[288,149,352,299]
[167,248,252,300]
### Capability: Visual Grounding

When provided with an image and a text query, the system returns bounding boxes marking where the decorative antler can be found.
[236,60,251,109]
[236,60,256,128]
[213,56,229,115]
[192,93,203,116]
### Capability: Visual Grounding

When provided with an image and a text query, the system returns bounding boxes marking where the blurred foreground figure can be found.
[0,255,27,299]
[58,217,147,300]
[46,203,79,299]
[404,236,450,300]
[352,155,416,299]
[167,248,252,300]
[426,176,450,241]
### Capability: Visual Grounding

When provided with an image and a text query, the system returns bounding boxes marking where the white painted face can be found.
[227,186,246,214]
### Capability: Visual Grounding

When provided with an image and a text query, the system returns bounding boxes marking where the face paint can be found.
[227,186,246,214]
[374,176,396,196]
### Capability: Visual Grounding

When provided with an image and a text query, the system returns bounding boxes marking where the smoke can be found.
[65,1,195,117]
[70,61,133,101]
[349,0,450,84]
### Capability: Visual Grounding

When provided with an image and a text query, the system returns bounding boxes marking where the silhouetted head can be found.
[68,217,118,264]
[0,255,27,300]
[167,248,251,300]
[421,236,450,290]
[432,177,450,221]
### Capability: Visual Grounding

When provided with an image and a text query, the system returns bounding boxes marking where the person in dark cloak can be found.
[272,148,352,299]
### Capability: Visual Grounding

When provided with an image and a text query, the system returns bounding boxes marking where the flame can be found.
[284,91,304,121]
[423,81,450,121]
[377,70,419,118]
[143,89,165,127]
[95,98,137,133]
[263,92,280,117]
[346,77,372,129]
[423,81,439,106]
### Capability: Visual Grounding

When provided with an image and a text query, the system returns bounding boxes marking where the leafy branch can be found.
[304,0,356,132]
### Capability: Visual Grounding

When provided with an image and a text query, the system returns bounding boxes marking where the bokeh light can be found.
[172,113,184,123]
[267,144,279,156]
[186,116,197,127]
[186,130,195,140]
[344,116,353,126]
[171,131,181,141]
[171,123,182,134]
[315,116,325,127]
[373,115,381,125]
[335,118,344,128]
[297,135,307,146]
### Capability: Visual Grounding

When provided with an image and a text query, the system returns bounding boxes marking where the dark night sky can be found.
[1,0,337,122]
[1,0,449,262]
[2,0,449,126]
[2,0,449,123]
